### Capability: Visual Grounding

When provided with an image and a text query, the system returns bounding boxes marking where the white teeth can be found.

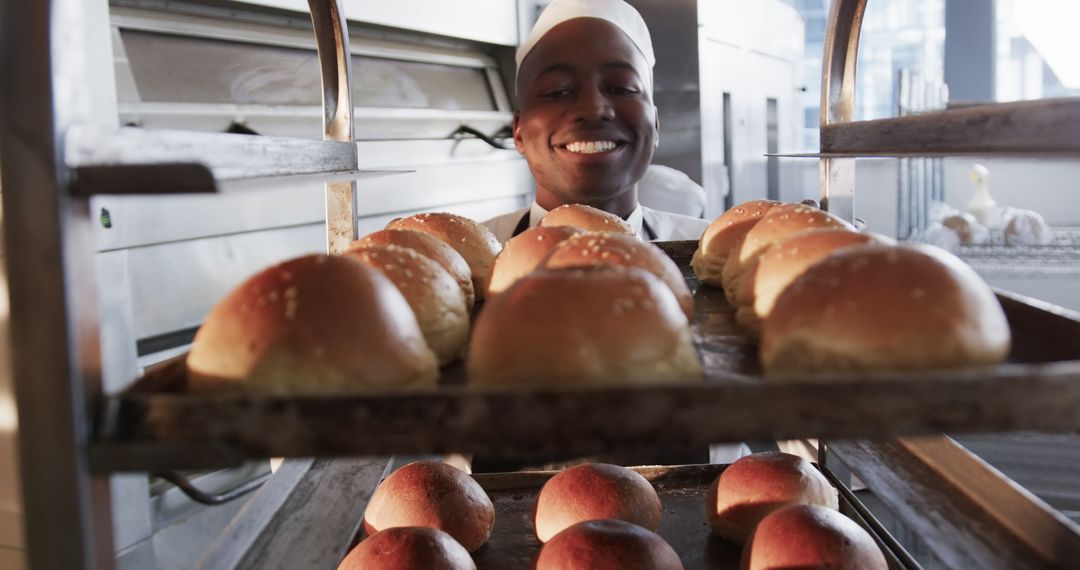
[564,140,617,154]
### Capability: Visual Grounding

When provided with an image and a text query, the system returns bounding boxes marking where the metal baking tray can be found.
[91,241,1080,473]
[356,464,916,570]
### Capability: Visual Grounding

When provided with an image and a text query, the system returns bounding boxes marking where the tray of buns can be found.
[338,458,914,570]
[91,206,1080,473]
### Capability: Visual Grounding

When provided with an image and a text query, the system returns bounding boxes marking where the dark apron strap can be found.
[642,217,658,241]
[510,210,531,238]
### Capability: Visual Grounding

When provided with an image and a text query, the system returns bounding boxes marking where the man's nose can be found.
[572,86,614,122]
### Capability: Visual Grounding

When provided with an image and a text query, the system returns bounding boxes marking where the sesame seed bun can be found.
[337,527,475,570]
[354,228,476,310]
[722,203,854,301]
[346,244,469,365]
[743,505,887,570]
[761,243,1011,374]
[187,254,438,393]
[541,232,694,320]
[467,267,701,387]
[487,225,582,297]
[535,519,683,570]
[692,200,780,287]
[387,213,501,299]
[540,203,635,235]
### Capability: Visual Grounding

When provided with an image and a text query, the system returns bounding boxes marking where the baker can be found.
[476,0,748,470]
[484,0,709,243]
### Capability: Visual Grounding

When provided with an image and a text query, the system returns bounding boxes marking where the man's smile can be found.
[556,140,625,154]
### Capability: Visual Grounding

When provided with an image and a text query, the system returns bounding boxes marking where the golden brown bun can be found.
[354,228,476,310]
[536,519,683,570]
[540,203,635,235]
[761,243,1012,375]
[541,232,694,320]
[338,527,475,570]
[467,267,702,387]
[722,204,854,300]
[534,463,662,543]
[345,245,469,365]
[692,200,780,287]
[733,230,891,338]
[742,505,887,570]
[187,254,438,393]
[706,451,837,544]
[363,461,495,553]
[386,213,501,299]
[487,226,582,297]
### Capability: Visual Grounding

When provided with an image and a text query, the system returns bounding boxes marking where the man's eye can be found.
[540,88,572,98]
[610,86,640,96]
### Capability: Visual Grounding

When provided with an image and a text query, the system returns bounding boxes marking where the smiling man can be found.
[484,0,710,243]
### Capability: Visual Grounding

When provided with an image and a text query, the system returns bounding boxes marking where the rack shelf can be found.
[818,98,1080,157]
[65,125,406,195]
[89,243,1080,473]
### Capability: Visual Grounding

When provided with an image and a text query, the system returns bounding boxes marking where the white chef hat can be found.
[516,0,655,90]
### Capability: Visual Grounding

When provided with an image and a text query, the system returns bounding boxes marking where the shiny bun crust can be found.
[487,225,582,297]
[721,203,854,299]
[354,228,476,310]
[761,243,1012,375]
[541,232,694,320]
[346,245,469,365]
[534,463,662,543]
[706,451,838,544]
[338,527,476,570]
[187,254,438,393]
[692,200,780,287]
[540,203,635,235]
[734,230,890,337]
[536,519,684,570]
[467,267,702,387]
[363,461,495,553]
[743,505,887,570]
[386,213,501,299]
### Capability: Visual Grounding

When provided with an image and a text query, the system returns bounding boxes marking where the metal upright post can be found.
[310,0,359,254]
[0,0,117,568]
[819,0,867,222]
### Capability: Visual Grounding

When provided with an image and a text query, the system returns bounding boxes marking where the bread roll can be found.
[354,228,475,310]
[721,203,853,300]
[941,212,990,245]
[338,527,475,570]
[540,203,635,235]
[346,245,469,365]
[363,461,495,553]
[542,232,694,320]
[536,519,683,570]
[487,225,582,297]
[1004,208,1053,246]
[467,267,701,387]
[761,243,1011,374]
[386,213,501,298]
[733,230,889,337]
[742,505,887,570]
[187,254,438,393]
[534,463,662,543]
[706,451,837,544]
[692,200,780,287]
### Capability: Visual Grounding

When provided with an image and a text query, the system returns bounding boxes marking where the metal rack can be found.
[4,0,1080,569]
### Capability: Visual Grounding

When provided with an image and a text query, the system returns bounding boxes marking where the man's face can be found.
[514,18,657,210]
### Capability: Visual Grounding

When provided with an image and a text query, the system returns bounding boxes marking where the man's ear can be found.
[512,112,526,155]
[653,107,661,148]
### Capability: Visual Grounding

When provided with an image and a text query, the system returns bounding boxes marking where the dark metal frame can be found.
[0,1,357,568]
